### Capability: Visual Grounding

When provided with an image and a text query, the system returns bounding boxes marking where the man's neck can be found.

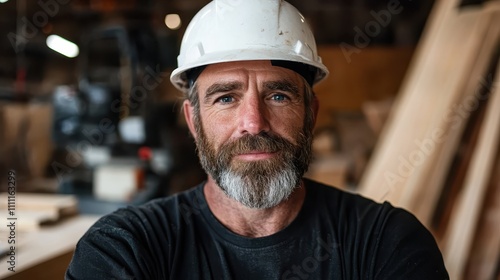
[203,178,306,238]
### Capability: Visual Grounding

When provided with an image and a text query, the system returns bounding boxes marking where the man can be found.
[66,0,449,279]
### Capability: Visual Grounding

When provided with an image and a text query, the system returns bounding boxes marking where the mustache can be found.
[219,133,293,158]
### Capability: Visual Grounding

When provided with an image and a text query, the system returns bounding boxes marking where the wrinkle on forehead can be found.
[197,61,304,96]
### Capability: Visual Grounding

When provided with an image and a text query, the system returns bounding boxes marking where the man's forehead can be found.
[198,60,303,86]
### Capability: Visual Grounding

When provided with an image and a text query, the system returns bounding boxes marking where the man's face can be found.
[184,61,316,209]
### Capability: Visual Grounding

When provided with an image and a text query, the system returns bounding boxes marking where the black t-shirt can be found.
[66,179,449,279]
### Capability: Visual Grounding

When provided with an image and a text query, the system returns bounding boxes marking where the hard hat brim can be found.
[170,48,329,92]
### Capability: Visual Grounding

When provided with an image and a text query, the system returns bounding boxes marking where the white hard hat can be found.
[170,0,329,92]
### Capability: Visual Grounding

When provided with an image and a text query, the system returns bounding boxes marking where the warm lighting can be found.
[165,14,181,30]
[46,35,79,58]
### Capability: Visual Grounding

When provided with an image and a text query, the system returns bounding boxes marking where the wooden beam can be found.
[443,60,500,280]
[432,82,488,241]
[359,0,477,202]
[400,7,500,225]
[464,152,500,280]
[359,0,499,217]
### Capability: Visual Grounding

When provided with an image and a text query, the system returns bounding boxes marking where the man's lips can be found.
[233,151,276,160]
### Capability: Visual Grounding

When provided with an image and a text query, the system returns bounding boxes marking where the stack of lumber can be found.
[358,0,500,279]
[0,193,78,231]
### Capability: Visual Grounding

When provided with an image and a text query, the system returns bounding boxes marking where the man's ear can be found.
[183,100,197,138]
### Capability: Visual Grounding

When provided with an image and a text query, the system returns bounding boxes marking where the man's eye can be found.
[217,96,234,103]
[271,94,288,102]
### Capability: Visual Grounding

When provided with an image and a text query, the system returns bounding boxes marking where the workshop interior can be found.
[0,0,498,279]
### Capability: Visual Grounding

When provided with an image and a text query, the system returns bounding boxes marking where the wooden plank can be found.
[0,193,78,231]
[464,152,500,280]
[0,209,59,231]
[400,8,500,225]
[443,61,500,280]
[358,0,496,210]
[358,0,472,202]
[432,80,488,241]
[0,215,99,278]
[0,193,78,214]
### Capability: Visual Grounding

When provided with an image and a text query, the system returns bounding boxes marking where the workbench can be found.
[0,215,100,280]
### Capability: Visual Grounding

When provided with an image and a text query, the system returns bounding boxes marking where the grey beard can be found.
[217,161,300,209]
[195,129,310,209]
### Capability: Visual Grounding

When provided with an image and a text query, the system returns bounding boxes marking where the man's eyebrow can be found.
[205,81,243,100]
[263,80,300,96]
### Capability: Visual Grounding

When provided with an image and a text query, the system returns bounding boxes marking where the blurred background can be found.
[0,0,498,279]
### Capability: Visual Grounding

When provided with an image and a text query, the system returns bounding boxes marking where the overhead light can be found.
[0,0,9,3]
[46,35,79,58]
[165,14,181,30]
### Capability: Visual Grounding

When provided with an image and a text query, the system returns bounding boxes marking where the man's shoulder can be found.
[303,178,420,228]
[304,178,394,211]
[89,183,206,234]
[66,186,207,279]
[303,179,448,279]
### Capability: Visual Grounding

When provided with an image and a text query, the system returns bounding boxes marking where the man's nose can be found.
[237,94,270,135]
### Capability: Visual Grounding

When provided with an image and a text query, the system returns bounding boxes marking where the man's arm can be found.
[66,207,170,280]
[66,228,144,279]
[371,207,449,280]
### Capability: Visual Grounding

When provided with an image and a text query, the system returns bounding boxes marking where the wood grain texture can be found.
[358,0,497,211]
[443,60,500,280]
[464,152,500,280]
